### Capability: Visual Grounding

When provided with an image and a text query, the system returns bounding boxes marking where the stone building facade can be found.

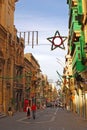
[0,0,24,113]
[24,53,41,105]
[63,0,87,119]
[0,0,58,114]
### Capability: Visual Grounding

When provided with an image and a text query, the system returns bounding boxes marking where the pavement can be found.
[0,108,87,130]
[0,112,7,119]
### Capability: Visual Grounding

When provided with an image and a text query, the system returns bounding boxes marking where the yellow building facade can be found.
[24,53,41,105]
[0,0,58,114]
[63,0,87,119]
[0,0,25,113]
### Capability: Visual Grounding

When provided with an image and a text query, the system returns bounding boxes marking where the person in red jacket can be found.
[31,103,37,119]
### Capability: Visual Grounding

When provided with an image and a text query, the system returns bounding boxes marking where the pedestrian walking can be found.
[26,104,31,119]
[31,103,37,119]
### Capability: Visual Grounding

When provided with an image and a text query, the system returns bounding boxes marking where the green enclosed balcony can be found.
[67,0,82,14]
[69,22,81,41]
[72,44,86,73]
[67,0,78,9]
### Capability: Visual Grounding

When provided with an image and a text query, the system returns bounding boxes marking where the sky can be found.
[14,0,69,87]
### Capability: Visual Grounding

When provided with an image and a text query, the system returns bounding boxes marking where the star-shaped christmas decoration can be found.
[56,80,62,86]
[47,30,67,50]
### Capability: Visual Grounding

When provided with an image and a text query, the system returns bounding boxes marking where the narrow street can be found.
[0,108,87,130]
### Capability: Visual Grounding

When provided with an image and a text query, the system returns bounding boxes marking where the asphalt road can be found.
[0,107,87,130]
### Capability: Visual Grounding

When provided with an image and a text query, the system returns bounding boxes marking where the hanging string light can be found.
[28,31,30,45]
[36,31,38,45]
[32,31,34,48]
[17,31,38,48]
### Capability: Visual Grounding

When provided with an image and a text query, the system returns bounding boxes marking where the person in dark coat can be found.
[26,104,31,119]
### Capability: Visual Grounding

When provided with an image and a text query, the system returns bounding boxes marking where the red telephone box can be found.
[23,99,29,112]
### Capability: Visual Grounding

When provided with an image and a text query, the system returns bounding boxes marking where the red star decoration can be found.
[47,30,67,50]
